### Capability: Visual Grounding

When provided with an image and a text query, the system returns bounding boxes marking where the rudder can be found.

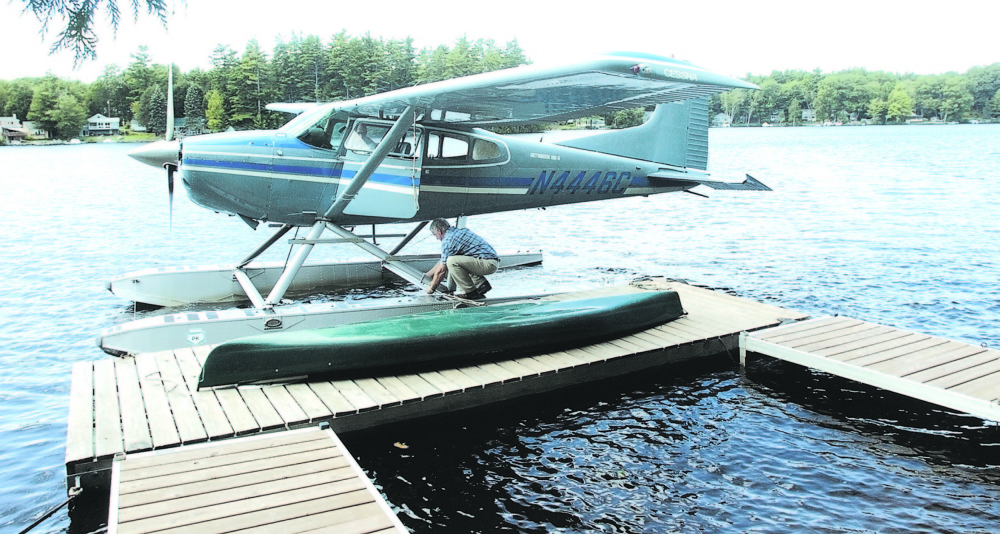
[553,98,709,170]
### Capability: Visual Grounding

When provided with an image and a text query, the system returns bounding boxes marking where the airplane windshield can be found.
[288,108,350,150]
[279,105,337,135]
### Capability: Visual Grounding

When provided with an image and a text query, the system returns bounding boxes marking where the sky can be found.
[3,0,999,83]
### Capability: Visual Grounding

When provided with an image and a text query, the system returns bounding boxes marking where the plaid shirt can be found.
[440,227,498,263]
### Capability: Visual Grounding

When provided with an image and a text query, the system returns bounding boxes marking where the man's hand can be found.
[425,262,446,294]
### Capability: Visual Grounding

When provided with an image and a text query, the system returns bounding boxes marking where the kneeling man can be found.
[424,218,498,299]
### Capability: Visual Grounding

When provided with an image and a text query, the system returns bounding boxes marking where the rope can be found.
[17,487,81,534]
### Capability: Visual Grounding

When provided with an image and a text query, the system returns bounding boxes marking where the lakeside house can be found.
[712,113,731,127]
[1,115,28,143]
[82,114,121,136]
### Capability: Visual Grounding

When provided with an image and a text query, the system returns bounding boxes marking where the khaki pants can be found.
[446,256,499,295]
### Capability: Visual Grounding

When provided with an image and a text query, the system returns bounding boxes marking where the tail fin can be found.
[554,98,709,170]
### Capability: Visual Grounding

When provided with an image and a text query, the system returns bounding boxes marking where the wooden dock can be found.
[66,279,808,493]
[740,316,1000,422]
[108,426,407,533]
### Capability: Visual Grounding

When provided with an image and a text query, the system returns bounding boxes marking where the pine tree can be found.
[184,85,205,133]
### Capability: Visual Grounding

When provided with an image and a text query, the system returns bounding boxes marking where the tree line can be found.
[709,64,1000,126]
[4,33,1000,140]
[0,32,529,138]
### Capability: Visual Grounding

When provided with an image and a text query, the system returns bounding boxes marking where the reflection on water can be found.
[0,126,998,533]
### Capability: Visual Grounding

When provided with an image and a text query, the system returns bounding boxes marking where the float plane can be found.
[103,51,765,356]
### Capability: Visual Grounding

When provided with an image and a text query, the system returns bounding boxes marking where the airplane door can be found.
[340,120,421,219]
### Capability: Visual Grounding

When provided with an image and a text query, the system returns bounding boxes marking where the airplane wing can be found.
[269,52,758,127]
[267,102,322,115]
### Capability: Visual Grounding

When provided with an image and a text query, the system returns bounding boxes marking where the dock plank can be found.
[949,366,1000,398]
[153,352,208,444]
[66,362,95,464]
[375,376,421,404]
[120,456,350,509]
[174,349,236,438]
[120,429,329,473]
[250,502,392,534]
[914,352,998,387]
[784,323,885,352]
[119,443,339,496]
[811,329,918,358]
[113,358,152,454]
[309,381,358,416]
[417,371,464,395]
[827,333,931,364]
[332,380,379,412]
[756,316,858,343]
[137,486,372,534]
[438,368,483,391]
[494,358,538,380]
[237,387,285,431]
[133,354,181,449]
[354,378,401,408]
[286,383,334,421]
[840,336,949,366]
[93,359,124,458]
[395,373,444,399]
[261,386,310,426]
[869,343,986,376]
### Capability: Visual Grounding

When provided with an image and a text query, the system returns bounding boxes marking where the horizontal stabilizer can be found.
[648,173,772,191]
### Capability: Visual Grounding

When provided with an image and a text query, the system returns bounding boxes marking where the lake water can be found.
[0,125,998,533]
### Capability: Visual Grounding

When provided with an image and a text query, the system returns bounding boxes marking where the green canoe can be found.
[198,290,683,389]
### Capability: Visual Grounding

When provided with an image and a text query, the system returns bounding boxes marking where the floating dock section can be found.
[741,316,1000,422]
[108,426,407,533]
[67,279,808,493]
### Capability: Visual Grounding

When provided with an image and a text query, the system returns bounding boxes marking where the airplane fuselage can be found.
[179,118,690,228]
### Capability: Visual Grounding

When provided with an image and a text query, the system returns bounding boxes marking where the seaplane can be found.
[101,51,765,357]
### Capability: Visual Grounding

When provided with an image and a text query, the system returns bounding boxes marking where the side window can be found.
[391,129,421,158]
[427,132,469,160]
[472,139,502,161]
[345,122,389,152]
[442,136,468,158]
[426,133,441,158]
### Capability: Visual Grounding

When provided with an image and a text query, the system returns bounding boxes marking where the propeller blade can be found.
[166,62,174,142]
[165,163,177,231]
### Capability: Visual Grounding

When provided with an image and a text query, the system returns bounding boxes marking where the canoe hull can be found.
[198,290,683,388]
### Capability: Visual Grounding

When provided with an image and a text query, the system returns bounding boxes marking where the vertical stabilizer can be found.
[554,98,709,170]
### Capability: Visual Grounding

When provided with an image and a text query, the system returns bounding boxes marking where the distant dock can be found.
[741,316,1000,422]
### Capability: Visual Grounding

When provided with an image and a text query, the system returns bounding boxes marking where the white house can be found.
[82,114,121,136]
[801,109,816,122]
[22,121,48,138]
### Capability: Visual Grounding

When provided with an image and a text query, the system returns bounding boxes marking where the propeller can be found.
[127,61,179,229]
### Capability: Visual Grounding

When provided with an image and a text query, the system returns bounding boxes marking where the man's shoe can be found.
[457,290,484,300]
[475,279,492,295]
